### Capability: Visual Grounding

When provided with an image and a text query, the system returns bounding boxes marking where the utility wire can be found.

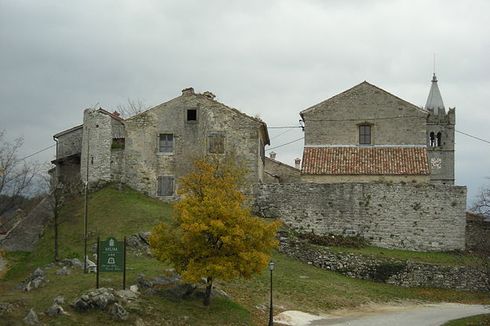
[270,128,297,140]
[456,130,490,145]
[266,137,304,151]
[20,144,55,160]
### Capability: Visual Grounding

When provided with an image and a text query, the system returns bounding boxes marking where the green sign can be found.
[99,237,124,272]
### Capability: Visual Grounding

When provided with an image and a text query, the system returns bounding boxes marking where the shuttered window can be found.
[157,176,174,196]
[208,132,225,154]
[359,125,371,145]
[159,134,173,153]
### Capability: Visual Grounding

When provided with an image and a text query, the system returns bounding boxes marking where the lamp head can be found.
[269,261,275,271]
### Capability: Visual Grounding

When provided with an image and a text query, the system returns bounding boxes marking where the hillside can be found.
[0,184,489,325]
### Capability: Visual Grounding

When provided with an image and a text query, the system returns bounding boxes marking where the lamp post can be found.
[268,261,275,326]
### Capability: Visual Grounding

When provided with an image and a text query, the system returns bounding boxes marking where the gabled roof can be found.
[300,81,428,118]
[53,124,83,138]
[425,74,445,114]
[127,89,270,145]
[302,146,430,175]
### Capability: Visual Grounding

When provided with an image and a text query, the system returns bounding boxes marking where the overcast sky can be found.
[1,0,489,202]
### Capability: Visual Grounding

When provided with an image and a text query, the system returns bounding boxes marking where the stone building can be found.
[253,76,466,252]
[52,88,269,198]
[297,76,455,184]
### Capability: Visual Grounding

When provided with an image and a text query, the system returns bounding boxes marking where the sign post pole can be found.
[123,236,126,290]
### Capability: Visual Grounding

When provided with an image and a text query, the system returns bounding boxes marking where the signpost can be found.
[96,236,127,289]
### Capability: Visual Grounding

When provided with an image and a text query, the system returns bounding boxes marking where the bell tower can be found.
[425,74,455,184]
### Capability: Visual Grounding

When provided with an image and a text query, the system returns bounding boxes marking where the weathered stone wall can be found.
[81,109,113,184]
[301,174,429,184]
[56,127,82,158]
[301,82,428,146]
[264,157,301,183]
[123,90,267,198]
[279,234,488,292]
[466,213,490,253]
[253,183,467,251]
[426,109,455,184]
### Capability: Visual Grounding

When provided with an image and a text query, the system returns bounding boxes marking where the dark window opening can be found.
[436,132,442,147]
[359,125,371,145]
[111,138,125,149]
[208,132,225,154]
[260,139,265,163]
[429,132,436,147]
[157,176,174,196]
[187,109,197,121]
[159,134,174,153]
[90,156,94,165]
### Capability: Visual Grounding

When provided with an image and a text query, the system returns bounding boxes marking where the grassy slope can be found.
[1,184,489,325]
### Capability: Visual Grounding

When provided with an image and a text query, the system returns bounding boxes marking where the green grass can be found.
[443,313,490,325]
[1,184,489,325]
[325,244,481,266]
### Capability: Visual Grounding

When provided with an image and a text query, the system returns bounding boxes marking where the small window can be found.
[208,132,225,154]
[429,132,436,147]
[359,125,371,145]
[436,132,442,147]
[187,109,197,121]
[159,134,173,153]
[157,176,174,196]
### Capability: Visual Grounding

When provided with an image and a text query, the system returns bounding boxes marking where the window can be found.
[208,132,225,154]
[429,132,436,147]
[157,176,174,196]
[359,125,371,145]
[159,134,173,153]
[187,109,197,121]
[436,132,442,147]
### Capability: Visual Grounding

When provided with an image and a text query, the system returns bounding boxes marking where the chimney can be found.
[182,87,194,96]
[203,91,216,100]
[112,111,120,117]
[294,158,301,169]
[269,151,277,160]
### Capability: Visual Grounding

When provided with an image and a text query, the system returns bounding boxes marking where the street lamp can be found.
[268,261,275,326]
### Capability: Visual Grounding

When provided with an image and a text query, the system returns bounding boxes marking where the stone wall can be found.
[301,174,429,184]
[123,89,267,198]
[426,109,455,184]
[81,109,113,184]
[279,234,488,292]
[466,212,490,253]
[253,183,467,251]
[264,157,301,183]
[301,82,428,146]
[56,127,82,158]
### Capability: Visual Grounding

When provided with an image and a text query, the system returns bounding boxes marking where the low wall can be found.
[253,183,467,251]
[279,234,488,292]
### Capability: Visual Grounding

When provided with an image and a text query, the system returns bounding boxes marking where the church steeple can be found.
[425,73,445,114]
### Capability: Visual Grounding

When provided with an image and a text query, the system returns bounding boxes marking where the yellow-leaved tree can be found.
[149,157,281,305]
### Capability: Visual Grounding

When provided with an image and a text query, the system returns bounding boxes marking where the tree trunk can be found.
[203,276,213,306]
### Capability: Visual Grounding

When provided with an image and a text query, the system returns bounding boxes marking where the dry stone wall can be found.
[253,183,467,251]
[279,234,488,292]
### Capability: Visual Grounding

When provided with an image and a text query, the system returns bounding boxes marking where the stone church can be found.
[266,74,455,185]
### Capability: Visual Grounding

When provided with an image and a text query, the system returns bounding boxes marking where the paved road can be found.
[276,303,490,326]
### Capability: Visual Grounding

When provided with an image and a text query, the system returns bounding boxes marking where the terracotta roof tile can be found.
[302,147,430,175]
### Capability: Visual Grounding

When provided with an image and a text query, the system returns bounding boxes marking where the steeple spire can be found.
[425,73,445,114]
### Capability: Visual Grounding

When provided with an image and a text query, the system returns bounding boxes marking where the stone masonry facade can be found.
[253,183,467,251]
